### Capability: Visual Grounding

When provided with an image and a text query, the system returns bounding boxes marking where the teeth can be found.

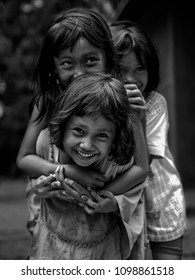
[78,151,94,158]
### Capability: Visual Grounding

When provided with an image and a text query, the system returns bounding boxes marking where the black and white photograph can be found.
[0,0,194,277]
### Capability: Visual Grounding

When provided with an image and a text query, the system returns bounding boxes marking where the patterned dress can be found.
[145,91,186,242]
[29,129,146,259]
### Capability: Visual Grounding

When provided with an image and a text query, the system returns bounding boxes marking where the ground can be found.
[0,176,195,260]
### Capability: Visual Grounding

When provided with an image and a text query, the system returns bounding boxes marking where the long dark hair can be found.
[33,8,120,123]
[111,20,160,98]
[49,73,135,165]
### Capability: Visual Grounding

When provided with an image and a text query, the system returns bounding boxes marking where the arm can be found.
[145,94,168,210]
[16,105,58,177]
[103,84,148,194]
[50,117,148,203]
[16,105,105,186]
[104,115,148,194]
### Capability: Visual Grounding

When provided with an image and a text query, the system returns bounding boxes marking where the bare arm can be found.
[17,108,106,188]
[16,105,59,177]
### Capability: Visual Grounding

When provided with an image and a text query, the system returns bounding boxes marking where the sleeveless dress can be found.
[29,129,147,259]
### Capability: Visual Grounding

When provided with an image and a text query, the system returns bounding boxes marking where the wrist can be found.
[63,164,73,179]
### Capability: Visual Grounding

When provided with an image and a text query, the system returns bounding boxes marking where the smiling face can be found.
[54,37,106,88]
[62,114,116,167]
[120,51,148,93]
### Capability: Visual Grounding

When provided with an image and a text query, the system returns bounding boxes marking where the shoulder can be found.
[36,128,50,159]
[146,91,168,115]
[37,128,50,143]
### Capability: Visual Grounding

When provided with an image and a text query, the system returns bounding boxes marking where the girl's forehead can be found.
[71,37,100,51]
[121,51,138,65]
[71,113,111,124]
[71,114,116,133]
[58,37,104,57]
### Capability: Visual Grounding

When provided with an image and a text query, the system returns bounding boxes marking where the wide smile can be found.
[75,150,98,160]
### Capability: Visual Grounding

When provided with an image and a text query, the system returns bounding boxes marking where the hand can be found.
[55,165,65,182]
[31,174,61,198]
[125,83,147,118]
[55,166,96,202]
[31,173,75,201]
[61,178,96,203]
[79,188,118,214]
[69,165,106,188]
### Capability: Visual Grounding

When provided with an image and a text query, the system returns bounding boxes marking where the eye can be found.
[60,60,73,69]
[97,133,109,139]
[136,65,145,72]
[86,57,98,66]
[73,127,85,135]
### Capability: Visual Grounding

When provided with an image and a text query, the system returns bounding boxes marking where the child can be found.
[17,7,121,235]
[17,7,120,177]
[29,73,148,259]
[16,8,147,245]
[111,20,186,259]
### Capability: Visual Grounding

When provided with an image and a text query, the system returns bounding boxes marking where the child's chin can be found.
[73,157,96,167]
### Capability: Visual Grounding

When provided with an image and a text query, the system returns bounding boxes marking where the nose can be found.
[124,73,136,84]
[73,65,85,78]
[80,137,93,150]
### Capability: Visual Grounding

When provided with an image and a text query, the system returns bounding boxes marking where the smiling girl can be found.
[29,73,148,259]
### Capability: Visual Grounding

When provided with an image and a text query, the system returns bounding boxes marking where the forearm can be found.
[132,117,148,171]
[104,165,147,194]
[17,155,59,177]
[18,155,90,181]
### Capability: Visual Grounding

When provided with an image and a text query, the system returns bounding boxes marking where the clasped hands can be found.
[31,166,118,214]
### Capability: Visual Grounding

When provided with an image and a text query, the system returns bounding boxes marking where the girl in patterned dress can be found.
[16,8,147,239]
[111,20,186,259]
[29,73,148,259]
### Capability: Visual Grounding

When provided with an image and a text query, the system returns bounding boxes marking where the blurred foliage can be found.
[0,0,128,176]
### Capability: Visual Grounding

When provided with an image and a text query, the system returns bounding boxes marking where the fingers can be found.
[79,191,117,213]
[81,188,102,209]
[87,173,105,188]
[36,174,54,186]
[125,83,144,98]
[124,83,138,90]
[130,98,144,107]
[126,90,145,100]
[125,84,146,119]
[97,190,114,199]
[129,102,147,110]
[95,173,106,183]
[61,178,95,202]
[56,190,76,201]
[55,165,65,182]
[31,173,61,198]
[33,182,51,197]
[88,188,103,201]
[50,180,61,189]
[78,203,96,215]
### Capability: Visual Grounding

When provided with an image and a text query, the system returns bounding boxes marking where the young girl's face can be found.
[54,37,106,88]
[62,114,116,167]
[120,51,148,93]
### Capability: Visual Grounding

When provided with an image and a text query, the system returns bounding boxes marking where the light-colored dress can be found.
[145,91,186,242]
[29,129,146,259]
